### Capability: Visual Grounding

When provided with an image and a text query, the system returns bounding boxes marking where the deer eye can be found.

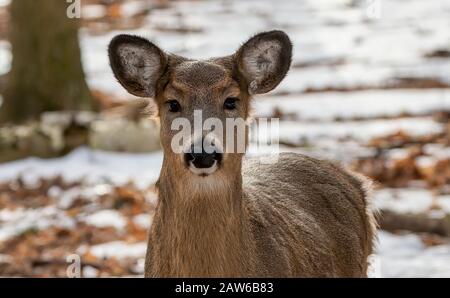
[166,100,181,113]
[224,97,238,110]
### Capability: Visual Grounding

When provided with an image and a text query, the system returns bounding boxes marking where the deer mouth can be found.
[188,160,219,176]
[184,149,222,176]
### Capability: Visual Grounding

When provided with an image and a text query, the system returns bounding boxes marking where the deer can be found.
[108,30,376,277]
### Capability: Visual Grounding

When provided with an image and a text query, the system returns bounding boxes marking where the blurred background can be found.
[1,0,450,277]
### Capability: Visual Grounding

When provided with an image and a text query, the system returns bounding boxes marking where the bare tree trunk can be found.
[0,0,93,124]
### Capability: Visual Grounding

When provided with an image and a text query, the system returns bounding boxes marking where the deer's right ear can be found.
[108,35,167,98]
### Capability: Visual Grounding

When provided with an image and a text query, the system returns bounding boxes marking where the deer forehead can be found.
[171,60,233,91]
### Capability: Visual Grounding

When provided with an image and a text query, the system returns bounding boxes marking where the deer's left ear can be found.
[235,30,292,95]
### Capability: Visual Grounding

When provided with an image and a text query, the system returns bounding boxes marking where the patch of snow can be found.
[416,155,438,169]
[49,184,113,209]
[278,64,393,94]
[84,241,147,260]
[385,148,411,161]
[0,41,11,76]
[0,206,76,242]
[82,265,100,278]
[82,5,107,19]
[121,0,150,18]
[377,231,450,277]
[254,89,450,121]
[133,213,153,230]
[83,209,127,230]
[0,147,163,188]
[0,254,12,264]
[422,144,450,160]
[374,188,450,215]
[260,118,443,145]
[132,257,145,275]
[374,188,433,214]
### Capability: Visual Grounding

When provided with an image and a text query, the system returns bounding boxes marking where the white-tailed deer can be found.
[108,31,376,277]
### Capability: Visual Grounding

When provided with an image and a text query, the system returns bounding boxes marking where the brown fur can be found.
[108,31,377,277]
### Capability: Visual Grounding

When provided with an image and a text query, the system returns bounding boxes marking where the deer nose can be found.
[185,147,222,169]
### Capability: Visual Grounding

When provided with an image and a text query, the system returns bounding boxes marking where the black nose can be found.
[185,147,222,169]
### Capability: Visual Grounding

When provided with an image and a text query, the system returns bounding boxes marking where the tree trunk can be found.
[0,0,93,124]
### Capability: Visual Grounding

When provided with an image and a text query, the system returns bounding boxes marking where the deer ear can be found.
[108,35,167,98]
[236,30,292,95]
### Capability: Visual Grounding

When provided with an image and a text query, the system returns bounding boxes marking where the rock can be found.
[0,111,161,162]
[89,118,160,153]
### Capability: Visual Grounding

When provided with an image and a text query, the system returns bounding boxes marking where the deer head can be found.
[108,31,292,183]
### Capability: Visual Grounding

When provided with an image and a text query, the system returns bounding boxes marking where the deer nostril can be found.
[185,152,195,163]
[185,150,222,169]
[213,151,223,163]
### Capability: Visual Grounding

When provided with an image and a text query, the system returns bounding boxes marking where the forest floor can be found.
[1,0,450,277]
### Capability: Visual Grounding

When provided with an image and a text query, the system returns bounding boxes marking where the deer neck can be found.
[150,160,254,277]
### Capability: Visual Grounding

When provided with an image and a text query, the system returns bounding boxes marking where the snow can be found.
[0,147,161,241]
[374,188,450,215]
[133,213,153,230]
[120,0,151,18]
[0,146,163,189]
[82,5,106,19]
[1,0,450,106]
[83,210,128,230]
[273,118,442,143]
[83,265,100,278]
[49,184,113,209]
[0,147,162,251]
[72,0,450,96]
[0,254,12,264]
[0,40,11,76]
[422,144,450,160]
[254,89,450,121]
[77,229,450,278]
[82,241,147,260]
[378,231,450,278]
[1,148,450,277]
[1,0,450,278]
[0,206,76,242]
